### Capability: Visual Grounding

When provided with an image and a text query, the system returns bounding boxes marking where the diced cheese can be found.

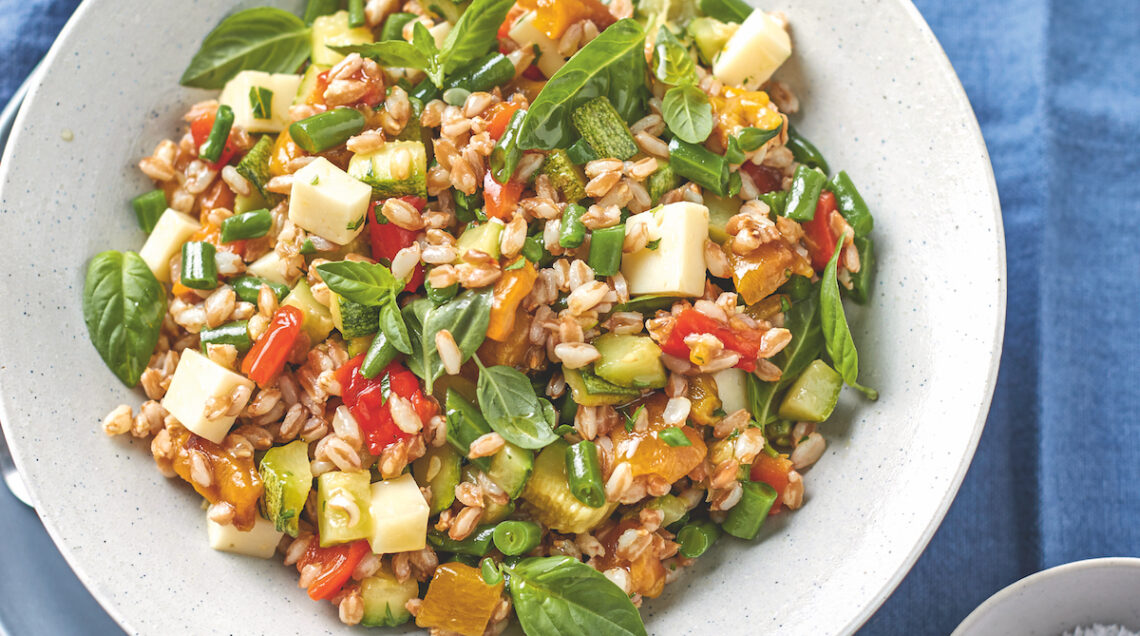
[207,514,283,559]
[508,12,566,79]
[429,21,452,49]
[368,474,429,555]
[139,208,200,283]
[288,157,372,245]
[245,251,294,287]
[712,11,792,90]
[621,202,710,297]
[311,11,374,66]
[713,368,749,415]
[162,349,254,444]
[219,71,303,134]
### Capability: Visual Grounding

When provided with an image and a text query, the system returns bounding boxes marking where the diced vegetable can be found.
[368,473,430,554]
[566,137,598,165]
[507,11,566,78]
[293,63,330,106]
[166,424,263,530]
[232,275,289,305]
[522,440,617,533]
[676,519,720,558]
[139,208,201,282]
[428,525,496,556]
[296,539,371,600]
[189,106,239,168]
[288,156,372,245]
[686,373,722,426]
[704,192,742,244]
[487,260,537,341]
[219,71,303,133]
[621,202,710,297]
[162,349,254,443]
[416,562,505,636]
[712,368,748,414]
[827,170,874,237]
[241,305,304,387]
[380,12,417,41]
[361,567,419,627]
[572,96,638,160]
[564,440,605,508]
[802,189,839,271]
[456,220,504,261]
[777,359,843,422]
[786,124,830,174]
[451,53,516,94]
[727,237,813,304]
[721,480,778,539]
[347,140,428,199]
[290,107,367,154]
[258,440,313,537]
[593,334,667,389]
[749,451,793,514]
[131,190,166,233]
[541,149,587,202]
[492,520,543,556]
[198,105,235,163]
[179,241,218,290]
[562,367,638,406]
[199,320,253,352]
[234,136,278,205]
[412,443,462,514]
[607,394,706,484]
[281,279,335,342]
[220,208,272,243]
[317,471,373,546]
[712,10,791,90]
[558,203,588,248]
[785,164,827,222]
[368,196,426,292]
[311,10,374,66]
[486,442,534,499]
[482,171,523,220]
[645,159,680,202]
[330,292,381,339]
[645,494,688,528]
[339,357,437,455]
[660,306,768,372]
[687,17,737,65]
[207,514,283,559]
[587,224,625,277]
[667,137,729,194]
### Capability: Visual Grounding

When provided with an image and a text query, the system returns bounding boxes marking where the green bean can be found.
[451,53,516,94]
[198,105,234,163]
[289,108,366,153]
[784,164,827,222]
[848,236,875,304]
[827,170,874,238]
[180,241,217,290]
[558,203,587,248]
[131,190,166,233]
[361,330,398,379]
[199,320,252,352]
[220,208,272,243]
[720,481,778,540]
[587,225,625,277]
[302,0,339,25]
[427,526,496,556]
[564,441,605,508]
[667,138,730,195]
[521,235,546,264]
[786,124,830,174]
[492,521,543,556]
[676,520,721,558]
[410,78,442,103]
[347,0,365,27]
[380,13,417,41]
[232,276,289,305]
[777,274,813,301]
[480,557,503,584]
[758,190,787,216]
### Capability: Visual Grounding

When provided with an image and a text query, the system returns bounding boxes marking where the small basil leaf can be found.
[82,251,167,386]
[333,40,430,69]
[407,289,493,391]
[315,261,403,307]
[379,298,413,355]
[736,124,783,152]
[477,365,558,450]
[652,26,696,86]
[698,0,753,23]
[508,556,648,636]
[180,8,311,89]
[662,85,714,144]
[412,21,445,87]
[440,0,517,75]
[820,236,878,400]
[490,109,525,182]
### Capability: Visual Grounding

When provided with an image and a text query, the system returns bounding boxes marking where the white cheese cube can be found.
[713,368,749,415]
[207,515,283,559]
[246,251,295,287]
[139,208,200,283]
[509,12,566,78]
[219,70,303,134]
[621,202,710,297]
[429,21,452,49]
[712,11,792,90]
[368,474,429,555]
[312,11,374,66]
[289,157,372,245]
[162,349,254,444]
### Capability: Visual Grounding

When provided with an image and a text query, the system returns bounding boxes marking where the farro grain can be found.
[605,462,633,502]
[791,432,826,469]
[662,397,691,426]
[634,131,669,158]
[388,394,422,434]
[554,342,600,369]
[783,471,804,509]
[382,197,425,230]
[102,404,132,436]
[448,506,483,541]
[467,432,505,459]
[603,568,632,594]
[435,330,462,376]
[338,589,364,626]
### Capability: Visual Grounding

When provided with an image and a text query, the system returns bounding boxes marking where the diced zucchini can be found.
[486,442,534,499]
[282,279,335,342]
[508,11,566,78]
[712,368,749,414]
[712,10,791,90]
[346,335,373,358]
[289,156,372,245]
[246,250,296,287]
[445,388,494,470]
[312,10,374,66]
[687,17,738,65]
[592,334,667,389]
[139,208,201,282]
[412,443,462,515]
[777,359,843,422]
[621,201,710,297]
[330,292,380,339]
[233,189,269,215]
[704,192,742,244]
[347,140,428,199]
[234,135,279,204]
[218,70,303,133]
[644,494,688,528]
[161,349,254,444]
[396,95,425,143]
[563,367,639,406]
[571,96,638,161]
[361,568,418,627]
[541,149,587,203]
[645,159,680,202]
[459,464,515,524]
[317,470,374,546]
[259,440,313,537]
[293,63,330,106]
[207,514,283,559]
[521,441,616,534]
[368,473,430,554]
[456,220,504,261]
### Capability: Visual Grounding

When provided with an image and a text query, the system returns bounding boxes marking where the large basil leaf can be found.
[333,39,433,69]
[698,0,753,23]
[315,261,403,307]
[180,8,311,89]
[440,0,516,75]
[662,85,713,144]
[651,26,696,86]
[412,21,445,87]
[83,251,167,386]
[820,236,878,399]
[746,291,824,425]
[476,364,557,450]
[508,556,647,636]
[517,19,649,150]
[407,289,492,391]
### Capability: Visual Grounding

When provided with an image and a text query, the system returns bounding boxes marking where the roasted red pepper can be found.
[296,538,371,601]
[368,196,426,292]
[802,189,838,271]
[741,163,783,195]
[750,452,794,514]
[659,308,766,373]
[241,305,304,387]
[336,355,438,456]
[189,107,238,168]
[483,171,523,218]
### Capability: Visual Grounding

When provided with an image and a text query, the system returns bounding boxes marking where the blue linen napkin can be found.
[1,1,1137,635]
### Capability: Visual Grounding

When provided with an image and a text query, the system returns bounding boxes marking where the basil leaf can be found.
[698,0,753,23]
[820,236,878,399]
[82,251,167,387]
[180,8,311,89]
[333,40,431,69]
[407,289,492,391]
[517,19,648,150]
[724,135,745,165]
[508,556,647,636]
[412,21,445,87]
[439,0,516,75]
[746,291,824,425]
[652,26,696,86]
[662,85,713,144]
[315,261,403,307]
[476,365,558,450]
[379,299,413,355]
[736,124,783,152]
[490,109,525,182]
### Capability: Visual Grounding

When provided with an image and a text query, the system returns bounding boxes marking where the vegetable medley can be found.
[84,0,878,632]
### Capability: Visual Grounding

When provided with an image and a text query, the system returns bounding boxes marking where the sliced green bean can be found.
[289,108,366,153]
[180,241,217,290]
[565,441,605,508]
[587,225,625,277]
[827,170,874,238]
[200,320,252,352]
[361,330,398,379]
[199,105,234,163]
[492,520,543,556]
[784,164,827,222]
[427,526,495,556]
[787,124,830,174]
[558,203,587,248]
[220,208,272,243]
[721,481,778,540]
[131,190,167,233]
[848,236,875,305]
[676,520,721,558]
[232,276,289,305]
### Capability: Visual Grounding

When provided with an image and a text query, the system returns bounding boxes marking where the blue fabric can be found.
[1,1,1138,635]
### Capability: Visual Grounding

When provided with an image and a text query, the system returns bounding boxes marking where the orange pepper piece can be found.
[416,563,504,636]
[517,0,614,39]
[608,394,707,483]
[168,426,263,531]
[750,452,794,514]
[269,128,307,177]
[486,259,537,341]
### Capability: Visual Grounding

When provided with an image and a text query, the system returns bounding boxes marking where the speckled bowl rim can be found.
[0,0,1005,634]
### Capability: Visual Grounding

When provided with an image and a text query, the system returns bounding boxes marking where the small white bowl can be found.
[953,558,1140,636]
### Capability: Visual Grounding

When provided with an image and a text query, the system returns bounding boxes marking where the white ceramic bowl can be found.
[953,559,1140,636]
[0,1,1004,634]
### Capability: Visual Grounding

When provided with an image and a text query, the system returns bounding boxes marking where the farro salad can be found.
[83,0,878,633]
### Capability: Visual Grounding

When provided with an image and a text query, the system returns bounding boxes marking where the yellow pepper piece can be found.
[416,563,504,636]
[486,259,537,342]
[268,128,307,178]
[727,238,813,305]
